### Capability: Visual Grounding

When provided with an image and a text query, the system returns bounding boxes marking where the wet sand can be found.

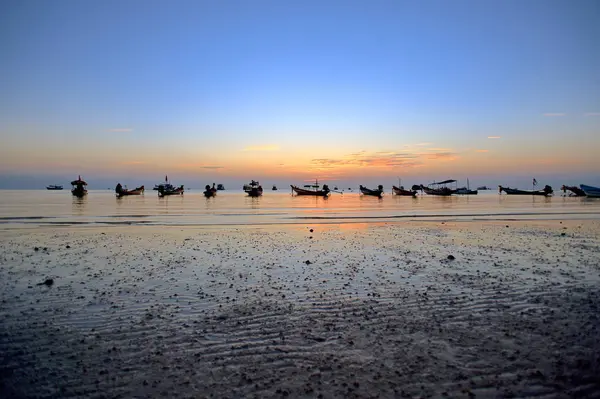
[1,221,599,398]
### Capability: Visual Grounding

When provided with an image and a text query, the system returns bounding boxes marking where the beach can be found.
[1,220,599,398]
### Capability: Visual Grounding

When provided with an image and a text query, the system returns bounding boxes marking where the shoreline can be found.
[1,221,599,398]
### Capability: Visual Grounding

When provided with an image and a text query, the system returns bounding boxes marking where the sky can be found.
[0,0,599,189]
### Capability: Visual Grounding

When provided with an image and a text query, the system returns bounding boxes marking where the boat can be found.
[272,185,278,191]
[244,180,263,197]
[115,183,144,197]
[580,184,600,198]
[71,176,88,197]
[360,185,384,197]
[420,180,457,196]
[477,186,492,190]
[217,184,225,191]
[158,184,184,197]
[291,180,330,196]
[46,184,63,190]
[153,175,176,191]
[392,185,417,196]
[454,179,478,195]
[498,185,553,196]
[203,183,217,197]
[562,185,586,197]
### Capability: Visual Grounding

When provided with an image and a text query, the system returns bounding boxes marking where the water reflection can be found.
[72,196,87,215]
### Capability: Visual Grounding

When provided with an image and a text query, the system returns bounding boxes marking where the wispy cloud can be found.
[543,113,566,117]
[242,145,279,152]
[121,161,146,165]
[178,163,224,169]
[108,128,133,132]
[424,152,458,160]
[487,136,501,139]
[585,112,600,116]
[476,149,489,153]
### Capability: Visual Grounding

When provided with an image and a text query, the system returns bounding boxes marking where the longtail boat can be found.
[392,185,417,196]
[561,185,586,197]
[115,183,144,197]
[454,179,478,195]
[71,175,88,198]
[158,184,184,197]
[580,184,600,198]
[153,175,175,191]
[498,185,553,196]
[204,183,217,197]
[360,185,384,197]
[420,179,457,196]
[291,180,330,196]
[244,180,263,197]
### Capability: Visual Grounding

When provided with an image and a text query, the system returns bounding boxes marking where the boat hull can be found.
[46,186,63,190]
[71,188,87,197]
[359,185,383,197]
[392,186,416,196]
[454,188,478,195]
[499,186,552,196]
[421,186,454,196]
[580,184,600,198]
[291,185,329,196]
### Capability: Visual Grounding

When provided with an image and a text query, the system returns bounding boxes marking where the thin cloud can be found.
[487,136,501,139]
[543,113,566,117]
[178,163,224,169]
[415,142,432,146]
[108,128,133,132]
[121,161,146,165]
[476,149,489,153]
[423,152,458,161]
[242,145,279,152]
[585,112,600,116]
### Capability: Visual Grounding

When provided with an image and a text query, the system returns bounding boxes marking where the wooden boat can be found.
[203,183,217,197]
[562,185,586,197]
[420,179,457,196]
[46,185,63,190]
[71,175,88,198]
[272,185,278,191]
[477,186,491,190]
[498,185,553,196]
[153,175,175,191]
[360,185,384,197]
[392,185,417,196]
[158,184,184,197]
[454,179,478,195]
[244,180,263,197]
[115,183,144,197]
[217,184,225,191]
[580,184,600,198]
[291,180,330,196]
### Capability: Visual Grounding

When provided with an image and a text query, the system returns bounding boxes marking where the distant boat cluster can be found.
[50,176,600,199]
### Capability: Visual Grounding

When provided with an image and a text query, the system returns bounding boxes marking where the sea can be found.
[1,188,599,229]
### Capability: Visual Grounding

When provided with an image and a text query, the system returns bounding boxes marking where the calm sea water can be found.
[0,189,599,228]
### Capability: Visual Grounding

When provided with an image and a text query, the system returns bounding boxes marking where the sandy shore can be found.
[1,221,599,398]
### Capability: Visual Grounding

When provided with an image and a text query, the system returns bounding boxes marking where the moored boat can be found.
[217,184,225,191]
[272,185,278,191]
[562,185,586,197]
[115,183,144,197]
[420,179,457,196]
[580,184,600,198]
[454,179,478,195]
[477,186,491,190]
[360,185,384,197]
[498,185,553,196]
[153,175,175,191]
[158,184,184,197]
[244,180,263,197]
[291,180,330,196]
[71,176,88,197]
[392,185,417,196]
[204,183,217,197]
[46,184,63,190]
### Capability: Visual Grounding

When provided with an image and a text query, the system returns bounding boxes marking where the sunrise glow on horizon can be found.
[1,0,599,188]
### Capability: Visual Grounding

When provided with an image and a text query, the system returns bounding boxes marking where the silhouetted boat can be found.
[46,185,63,190]
[204,183,217,197]
[360,185,384,197]
[158,183,184,197]
[562,185,586,197]
[71,176,87,197]
[454,179,478,195]
[115,183,144,197]
[392,185,417,196]
[153,175,175,191]
[420,180,457,196]
[477,186,491,190]
[217,184,225,191]
[580,184,600,198]
[498,185,553,196]
[272,185,278,191]
[244,180,263,197]
[291,180,330,196]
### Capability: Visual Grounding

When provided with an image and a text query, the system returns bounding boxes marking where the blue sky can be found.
[0,0,598,188]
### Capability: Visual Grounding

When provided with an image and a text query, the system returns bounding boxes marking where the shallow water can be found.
[0,189,599,228]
